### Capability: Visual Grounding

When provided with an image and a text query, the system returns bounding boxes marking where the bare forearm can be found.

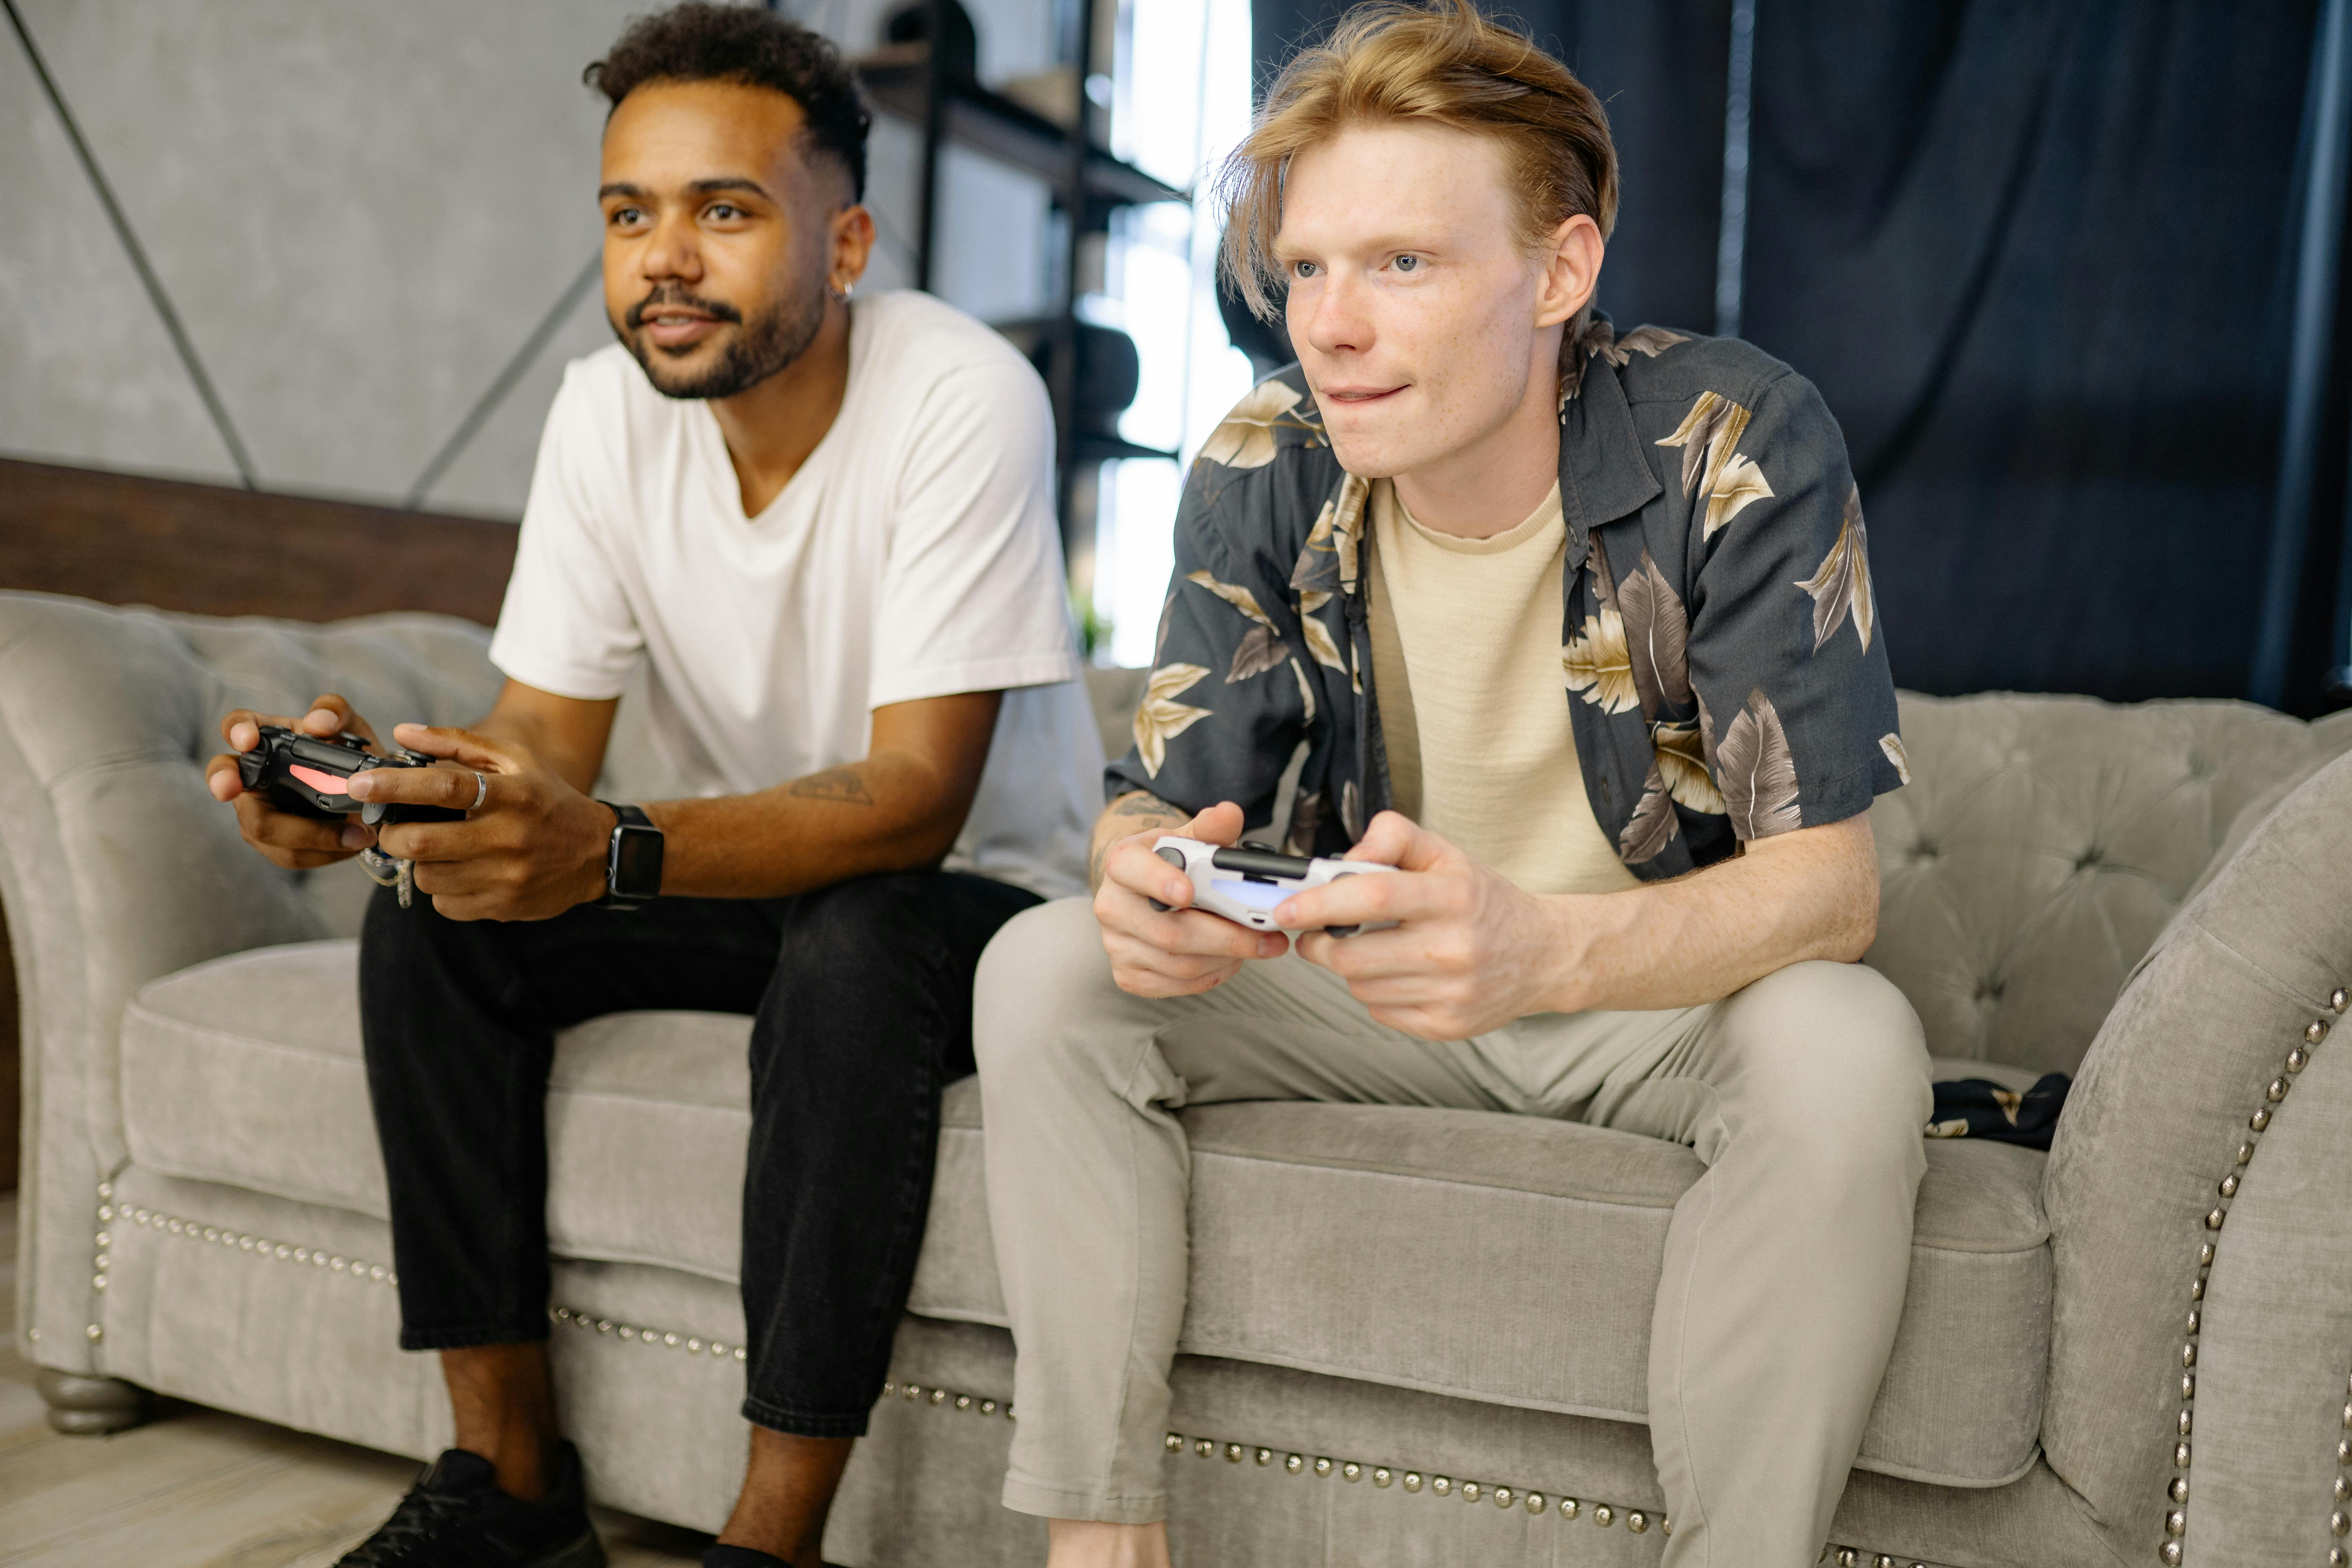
[647,755,978,900]
[471,684,614,797]
[1543,816,1880,1014]
[1091,790,1191,891]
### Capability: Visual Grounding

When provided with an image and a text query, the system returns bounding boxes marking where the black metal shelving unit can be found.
[854,0,1186,566]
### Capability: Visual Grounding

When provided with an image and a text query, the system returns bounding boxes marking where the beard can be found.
[614,274,829,401]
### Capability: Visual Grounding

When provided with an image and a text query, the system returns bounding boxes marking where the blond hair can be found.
[1219,0,1618,323]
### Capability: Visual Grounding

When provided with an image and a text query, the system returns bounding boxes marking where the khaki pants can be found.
[973,897,1931,1568]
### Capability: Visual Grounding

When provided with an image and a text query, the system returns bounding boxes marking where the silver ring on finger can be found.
[469,770,489,812]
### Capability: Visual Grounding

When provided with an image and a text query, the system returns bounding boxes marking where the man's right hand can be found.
[205,693,382,871]
[1093,799,1287,997]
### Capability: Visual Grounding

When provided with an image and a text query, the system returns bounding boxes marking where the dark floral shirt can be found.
[1106,316,1908,882]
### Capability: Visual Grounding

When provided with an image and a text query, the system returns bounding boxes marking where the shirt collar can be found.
[1557,333,1662,570]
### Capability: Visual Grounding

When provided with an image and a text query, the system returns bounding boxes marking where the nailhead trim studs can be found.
[89,1185,767,1373]
[102,1192,399,1293]
[550,1307,746,1362]
[2156,987,2343,1564]
[2334,1365,2352,1564]
[1142,1425,1659,1533]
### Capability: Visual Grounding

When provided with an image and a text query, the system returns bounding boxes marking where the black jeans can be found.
[358,869,1040,1437]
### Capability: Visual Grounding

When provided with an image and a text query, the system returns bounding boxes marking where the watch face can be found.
[611,823,665,899]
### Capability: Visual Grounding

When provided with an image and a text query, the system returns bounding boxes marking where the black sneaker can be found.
[336,1443,605,1567]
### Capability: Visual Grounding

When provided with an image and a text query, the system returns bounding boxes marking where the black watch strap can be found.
[598,801,664,907]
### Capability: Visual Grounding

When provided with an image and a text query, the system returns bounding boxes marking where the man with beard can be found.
[205,7,1098,1566]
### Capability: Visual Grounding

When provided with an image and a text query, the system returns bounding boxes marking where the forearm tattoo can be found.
[1091,789,1187,887]
[789,768,876,805]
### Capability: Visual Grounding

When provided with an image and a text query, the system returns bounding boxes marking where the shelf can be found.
[854,45,1186,211]
[1073,433,1179,464]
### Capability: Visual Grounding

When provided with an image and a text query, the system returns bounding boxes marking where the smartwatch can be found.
[598,802,664,909]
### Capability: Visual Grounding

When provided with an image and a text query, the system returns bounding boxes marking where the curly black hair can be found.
[586,4,871,201]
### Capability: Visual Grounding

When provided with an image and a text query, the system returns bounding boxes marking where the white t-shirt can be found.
[489,290,1098,900]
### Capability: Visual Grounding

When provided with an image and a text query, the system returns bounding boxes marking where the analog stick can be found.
[1148,844,1188,911]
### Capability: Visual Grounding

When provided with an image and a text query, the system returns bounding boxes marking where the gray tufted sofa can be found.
[7,586,2352,1568]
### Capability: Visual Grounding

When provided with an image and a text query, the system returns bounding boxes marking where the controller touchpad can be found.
[1211,878,1289,911]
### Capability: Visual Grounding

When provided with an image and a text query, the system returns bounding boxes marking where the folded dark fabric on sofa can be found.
[1927,1074,2072,1150]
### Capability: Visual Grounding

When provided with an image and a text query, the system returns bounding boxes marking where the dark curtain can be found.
[1742,1,2318,701]
[1566,0,1730,334]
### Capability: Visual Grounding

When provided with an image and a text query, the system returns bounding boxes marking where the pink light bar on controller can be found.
[289,764,350,797]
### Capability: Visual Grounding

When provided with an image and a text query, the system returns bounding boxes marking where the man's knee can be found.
[755,874,948,1080]
[359,880,501,1020]
[771,871,926,980]
[973,896,1118,1084]
[1717,960,1931,1152]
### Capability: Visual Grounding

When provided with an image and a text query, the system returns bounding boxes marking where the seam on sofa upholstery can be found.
[899,1301,1013,1332]
[122,1002,360,1069]
[32,746,202,797]
[1846,1445,2042,1491]
[1185,1145,2050,1254]
[1184,1142,1686,1209]
[1163,1338,2028,1491]
[537,1243,739,1287]
[2186,913,2342,1017]
[116,1147,747,1287]
[2156,982,2347,1564]
[1900,1234,2049,1256]
[126,1000,754,1117]
[539,1085,753,1116]
[1195,1147,1693,1213]
[111,1151,390,1226]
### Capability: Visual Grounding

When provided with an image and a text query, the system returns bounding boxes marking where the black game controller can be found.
[236,725,464,828]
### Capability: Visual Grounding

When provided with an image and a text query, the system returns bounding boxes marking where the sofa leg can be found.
[37,1368,154,1436]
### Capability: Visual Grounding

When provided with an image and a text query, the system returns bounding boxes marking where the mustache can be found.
[624,286,744,331]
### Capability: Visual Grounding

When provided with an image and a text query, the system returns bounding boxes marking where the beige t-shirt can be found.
[1368,479,1641,896]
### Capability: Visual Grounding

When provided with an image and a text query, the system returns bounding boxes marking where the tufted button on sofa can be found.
[6,588,2352,1568]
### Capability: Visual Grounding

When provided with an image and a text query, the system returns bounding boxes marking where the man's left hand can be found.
[1276,811,1575,1041]
[350,722,615,922]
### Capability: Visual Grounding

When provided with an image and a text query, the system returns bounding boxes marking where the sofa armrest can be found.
[2041,747,2352,1561]
[0,591,499,1374]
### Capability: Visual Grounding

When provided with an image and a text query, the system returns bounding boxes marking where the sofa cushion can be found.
[125,938,2052,1488]
[122,939,756,1282]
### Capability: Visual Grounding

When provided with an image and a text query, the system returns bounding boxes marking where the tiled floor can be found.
[0,1196,708,1567]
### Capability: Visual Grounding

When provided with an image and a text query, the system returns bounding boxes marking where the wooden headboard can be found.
[0,457,519,625]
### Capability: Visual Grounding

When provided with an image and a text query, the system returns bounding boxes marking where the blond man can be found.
[972,5,1928,1566]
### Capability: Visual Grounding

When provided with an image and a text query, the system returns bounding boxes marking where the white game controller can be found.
[1147,836,1399,936]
